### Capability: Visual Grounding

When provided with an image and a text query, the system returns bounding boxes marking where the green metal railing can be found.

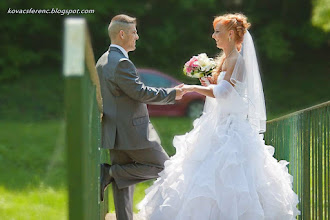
[265,101,330,220]
[63,18,108,220]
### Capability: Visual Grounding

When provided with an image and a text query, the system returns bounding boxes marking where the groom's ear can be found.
[118,30,127,40]
[119,30,125,39]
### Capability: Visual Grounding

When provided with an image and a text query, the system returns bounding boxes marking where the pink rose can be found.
[186,56,198,67]
[192,61,199,68]
[186,66,193,73]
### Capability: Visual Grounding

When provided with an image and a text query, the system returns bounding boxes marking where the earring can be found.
[229,37,231,42]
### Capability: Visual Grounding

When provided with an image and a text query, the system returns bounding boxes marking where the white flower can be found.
[204,59,216,71]
[197,53,209,67]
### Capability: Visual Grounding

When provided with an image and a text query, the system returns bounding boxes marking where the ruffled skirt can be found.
[137,113,300,220]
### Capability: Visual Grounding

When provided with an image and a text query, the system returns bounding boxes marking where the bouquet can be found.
[183,53,216,78]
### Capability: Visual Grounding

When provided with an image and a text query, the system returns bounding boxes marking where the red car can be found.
[138,68,205,118]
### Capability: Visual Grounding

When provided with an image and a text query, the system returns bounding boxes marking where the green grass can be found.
[0,121,67,219]
[151,117,194,155]
[0,186,67,220]
[0,121,66,189]
[0,117,194,218]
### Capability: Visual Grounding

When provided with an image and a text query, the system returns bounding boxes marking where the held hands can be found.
[174,84,195,100]
[175,83,201,100]
[174,84,186,100]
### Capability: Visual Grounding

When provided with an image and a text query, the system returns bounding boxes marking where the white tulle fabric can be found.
[137,71,300,219]
[231,31,267,133]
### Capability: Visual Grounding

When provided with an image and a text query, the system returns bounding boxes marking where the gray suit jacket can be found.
[96,46,176,150]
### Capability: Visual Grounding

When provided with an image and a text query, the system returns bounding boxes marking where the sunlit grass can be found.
[0,120,67,219]
[0,186,67,220]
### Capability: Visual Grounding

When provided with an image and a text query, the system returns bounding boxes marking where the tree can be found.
[312,0,330,32]
[0,0,329,82]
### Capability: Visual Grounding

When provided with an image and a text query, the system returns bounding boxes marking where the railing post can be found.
[63,17,108,220]
[302,114,310,219]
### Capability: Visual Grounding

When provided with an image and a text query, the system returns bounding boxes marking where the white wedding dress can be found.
[137,70,300,220]
[138,31,300,219]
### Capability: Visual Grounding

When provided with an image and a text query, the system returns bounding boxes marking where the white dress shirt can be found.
[110,44,129,59]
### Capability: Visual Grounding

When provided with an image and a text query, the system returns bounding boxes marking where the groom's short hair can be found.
[108,14,136,40]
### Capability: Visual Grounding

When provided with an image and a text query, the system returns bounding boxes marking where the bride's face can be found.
[212,23,228,49]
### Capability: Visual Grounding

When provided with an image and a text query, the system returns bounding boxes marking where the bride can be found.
[137,13,300,220]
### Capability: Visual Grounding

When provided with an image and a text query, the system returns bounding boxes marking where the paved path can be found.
[105,213,142,220]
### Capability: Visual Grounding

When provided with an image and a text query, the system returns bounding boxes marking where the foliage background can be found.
[1,0,329,120]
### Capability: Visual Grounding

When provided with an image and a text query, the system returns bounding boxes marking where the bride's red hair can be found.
[213,13,250,45]
[212,13,250,81]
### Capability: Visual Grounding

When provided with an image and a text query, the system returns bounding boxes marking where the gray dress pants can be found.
[110,145,169,220]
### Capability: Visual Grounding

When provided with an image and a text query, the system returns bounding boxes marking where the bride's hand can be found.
[199,77,209,86]
[199,76,216,86]
[208,76,217,84]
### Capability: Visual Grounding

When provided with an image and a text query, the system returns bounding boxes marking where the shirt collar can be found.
[110,44,129,58]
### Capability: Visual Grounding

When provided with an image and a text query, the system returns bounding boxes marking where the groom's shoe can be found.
[100,163,114,202]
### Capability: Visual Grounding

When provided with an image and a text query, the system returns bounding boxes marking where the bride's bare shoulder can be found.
[223,54,239,79]
[223,54,246,85]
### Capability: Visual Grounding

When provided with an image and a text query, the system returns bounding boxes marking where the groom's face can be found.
[123,24,139,52]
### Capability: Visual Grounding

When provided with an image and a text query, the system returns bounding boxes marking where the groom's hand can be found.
[175,84,195,100]
[175,83,184,89]
[174,84,185,100]
[175,88,185,100]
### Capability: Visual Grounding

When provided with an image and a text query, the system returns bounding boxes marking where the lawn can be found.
[0,117,194,218]
[0,121,67,219]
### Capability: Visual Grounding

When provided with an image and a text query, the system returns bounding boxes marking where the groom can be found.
[96,14,184,220]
